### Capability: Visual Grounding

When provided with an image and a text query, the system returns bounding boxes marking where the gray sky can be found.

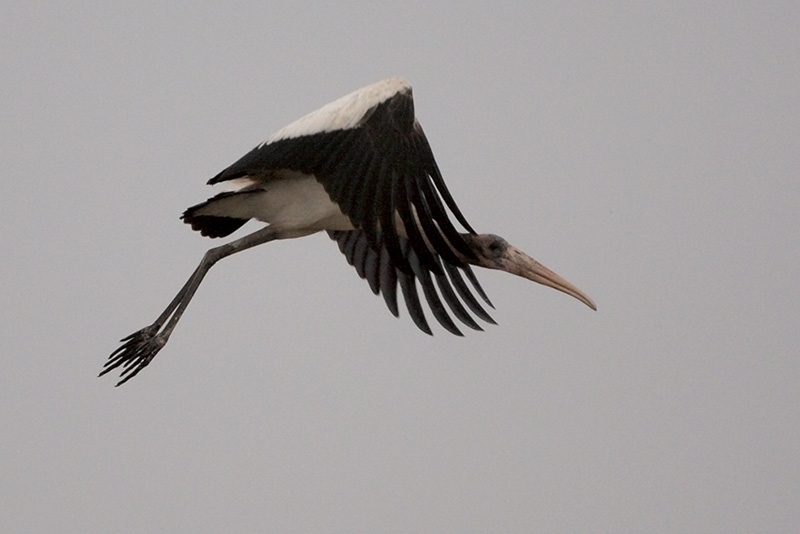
[2,1,798,532]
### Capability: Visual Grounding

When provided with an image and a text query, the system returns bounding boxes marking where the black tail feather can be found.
[181,193,250,238]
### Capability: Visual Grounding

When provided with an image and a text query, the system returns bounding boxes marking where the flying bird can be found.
[101,77,595,386]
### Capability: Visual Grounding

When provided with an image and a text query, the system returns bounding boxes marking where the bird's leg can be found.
[100,226,281,386]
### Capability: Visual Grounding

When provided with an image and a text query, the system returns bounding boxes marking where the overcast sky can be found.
[2,2,798,532]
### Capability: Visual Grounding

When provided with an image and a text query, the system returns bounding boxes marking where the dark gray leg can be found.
[100,226,281,386]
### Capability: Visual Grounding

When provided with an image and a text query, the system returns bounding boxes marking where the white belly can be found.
[200,174,354,232]
[251,176,354,231]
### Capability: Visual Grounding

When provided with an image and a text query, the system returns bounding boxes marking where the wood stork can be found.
[101,77,595,386]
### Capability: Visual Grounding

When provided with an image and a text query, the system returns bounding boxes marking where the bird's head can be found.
[461,233,596,310]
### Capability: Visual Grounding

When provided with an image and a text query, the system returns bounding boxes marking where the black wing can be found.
[211,89,494,333]
[327,230,496,335]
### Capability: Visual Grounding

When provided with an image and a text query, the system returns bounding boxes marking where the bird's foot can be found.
[99,325,169,386]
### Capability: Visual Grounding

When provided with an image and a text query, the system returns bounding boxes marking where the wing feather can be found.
[327,230,495,334]
[408,246,462,336]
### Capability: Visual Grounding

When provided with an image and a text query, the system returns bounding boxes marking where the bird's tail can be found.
[181,192,251,238]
